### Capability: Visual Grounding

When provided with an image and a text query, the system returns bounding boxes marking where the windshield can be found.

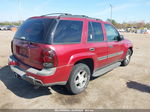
[14,18,56,44]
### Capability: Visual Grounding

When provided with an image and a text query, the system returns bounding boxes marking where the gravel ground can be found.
[0,31,150,109]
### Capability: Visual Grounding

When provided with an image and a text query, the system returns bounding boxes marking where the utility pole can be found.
[18,0,22,23]
[110,4,112,22]
[104,0,113,22]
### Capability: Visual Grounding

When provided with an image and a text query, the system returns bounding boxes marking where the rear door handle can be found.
[109,45,113,48]
[89,48,95,51]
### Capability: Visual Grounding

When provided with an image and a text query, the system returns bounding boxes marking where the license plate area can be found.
[19,47,28,57]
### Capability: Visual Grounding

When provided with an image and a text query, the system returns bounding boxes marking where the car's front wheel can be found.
[121,49,132,66]
[66,63,91,94]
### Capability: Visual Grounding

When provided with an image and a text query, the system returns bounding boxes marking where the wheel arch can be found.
[128,47,133,55]
[68,52,96,75]
[74,58,94,75]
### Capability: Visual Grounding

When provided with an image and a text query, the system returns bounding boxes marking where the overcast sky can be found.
[0,0,149,23]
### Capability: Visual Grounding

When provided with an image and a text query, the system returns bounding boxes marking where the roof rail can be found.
[40,13,102,21]
[72,15,89,18]
[41,13,72,17]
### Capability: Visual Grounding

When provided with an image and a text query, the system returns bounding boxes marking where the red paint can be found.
[9,15,133,85]
[9,61,18,66]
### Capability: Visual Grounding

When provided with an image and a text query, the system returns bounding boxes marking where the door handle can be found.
[109,45,113,48]
[89,48,95,51]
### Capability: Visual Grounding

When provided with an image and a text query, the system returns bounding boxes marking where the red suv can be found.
[8,13,133,94]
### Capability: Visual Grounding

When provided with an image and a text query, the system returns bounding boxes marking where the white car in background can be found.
[0,26,8,30]
[118,29,125,32]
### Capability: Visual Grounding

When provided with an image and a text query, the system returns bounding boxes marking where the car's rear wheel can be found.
[66,63,90,94]
[121,49,132,66]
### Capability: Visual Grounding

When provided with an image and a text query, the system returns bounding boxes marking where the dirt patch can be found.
[53,91,88,106]
[0,31,150,109]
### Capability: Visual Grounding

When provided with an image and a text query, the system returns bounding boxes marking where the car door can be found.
[87,21,108,70]
[104,24,124,64]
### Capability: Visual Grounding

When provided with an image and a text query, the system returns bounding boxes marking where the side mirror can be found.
[118,35,124,41]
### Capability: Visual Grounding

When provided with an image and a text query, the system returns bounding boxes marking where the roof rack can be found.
[41,13,72,17]
[88,17,102,21]
[72,15,89,18]
[40,13,102,21]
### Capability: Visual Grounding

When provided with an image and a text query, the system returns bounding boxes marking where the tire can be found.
[121,49,132,66]
[66,63,91,95]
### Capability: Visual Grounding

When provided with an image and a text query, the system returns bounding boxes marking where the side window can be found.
[88,22,93,41]
[53,20,83,44]
[88,22,104,42]
[104,24,119,41]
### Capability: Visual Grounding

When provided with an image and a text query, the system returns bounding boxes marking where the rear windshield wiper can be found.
[20,36,26,40]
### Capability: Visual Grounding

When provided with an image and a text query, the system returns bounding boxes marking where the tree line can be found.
[0,20,150,29]
[107,19,150,29]
[0,21,22,26]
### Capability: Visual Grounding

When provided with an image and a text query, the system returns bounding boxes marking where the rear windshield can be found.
[14,18,56,44]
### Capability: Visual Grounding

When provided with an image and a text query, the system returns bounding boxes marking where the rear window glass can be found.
[53,20,83,44]
[14,18,56,44]
[88,22,104,42]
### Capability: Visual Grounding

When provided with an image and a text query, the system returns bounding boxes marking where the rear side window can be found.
[14,18,56,44]
[53,20,83,44]
[104,24,119,41]
[88,22,93,41]
[88,22,104,42]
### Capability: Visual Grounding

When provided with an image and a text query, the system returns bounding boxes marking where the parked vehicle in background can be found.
[118,29,125,32]
[146,29,150,34]
[0,25,8,30]
[7,25,15,30]
[136,28,150,34]
[10,26,19,32]
[8,13,133,94]
[0,25,19,31]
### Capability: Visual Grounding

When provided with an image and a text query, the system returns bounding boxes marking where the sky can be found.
[0,0,150,23]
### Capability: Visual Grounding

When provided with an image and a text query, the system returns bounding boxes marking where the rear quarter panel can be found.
[51,18,98,70]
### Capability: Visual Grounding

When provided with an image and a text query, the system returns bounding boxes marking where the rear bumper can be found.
[10,65,66,86]
[8,55,69,86]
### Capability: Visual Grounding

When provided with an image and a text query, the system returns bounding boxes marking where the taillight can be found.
[42,49,57,68]
[9,61,18,66]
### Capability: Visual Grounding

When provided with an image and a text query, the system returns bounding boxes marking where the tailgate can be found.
[13,39,44,69]
[11,18,56,69]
